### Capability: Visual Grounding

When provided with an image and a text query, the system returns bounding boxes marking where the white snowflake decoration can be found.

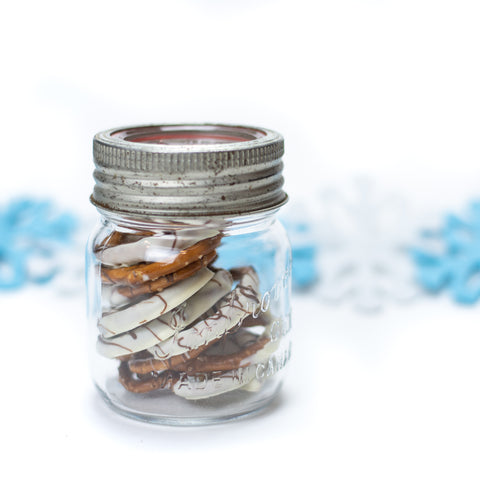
[315,178,420,312]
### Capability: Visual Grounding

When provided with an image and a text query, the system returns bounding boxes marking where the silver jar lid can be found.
[91,124,287,217]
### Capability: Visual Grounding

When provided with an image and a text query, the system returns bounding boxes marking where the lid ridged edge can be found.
[91,124,287,217]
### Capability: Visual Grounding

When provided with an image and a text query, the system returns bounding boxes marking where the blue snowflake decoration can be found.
[0,198,77,290]
[411,201,480,304]
[214,214,318,292]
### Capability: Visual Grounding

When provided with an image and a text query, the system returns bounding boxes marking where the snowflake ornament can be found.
[0,198,78,290]
[411,201,480,304]
[315,179,420,312]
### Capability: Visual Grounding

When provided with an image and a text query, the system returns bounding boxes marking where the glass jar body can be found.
[86,211,292,425]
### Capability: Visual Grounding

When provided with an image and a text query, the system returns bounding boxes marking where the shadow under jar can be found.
[87,124,292,425]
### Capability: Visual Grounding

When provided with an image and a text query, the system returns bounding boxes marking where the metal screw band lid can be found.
[91,124,287,217]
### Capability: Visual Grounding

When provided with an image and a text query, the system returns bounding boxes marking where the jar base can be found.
[95,379,282,426]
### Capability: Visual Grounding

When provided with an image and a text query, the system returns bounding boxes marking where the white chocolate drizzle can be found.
[98,229,219,267]
[97,270,233,358]
[148,267,260,361]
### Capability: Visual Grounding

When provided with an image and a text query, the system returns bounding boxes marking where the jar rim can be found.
[95,123,282,156]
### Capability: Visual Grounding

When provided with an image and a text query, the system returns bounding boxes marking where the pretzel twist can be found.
[126,314,269,375]
[101,234,222,285]
[119,331,269,393]
[171,336,269,374]
[118,362,179,394]
[127,341,216,374]
[116,250,218,298]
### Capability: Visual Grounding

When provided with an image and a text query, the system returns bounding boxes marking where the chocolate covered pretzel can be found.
[118,330,271,396]
[97,229,280,399]
[101,234,222,285]
[116,250,218,299]
[97,269,233,356]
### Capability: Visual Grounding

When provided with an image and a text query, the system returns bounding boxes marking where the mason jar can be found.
[87,124,292,425]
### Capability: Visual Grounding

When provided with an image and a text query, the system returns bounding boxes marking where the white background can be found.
[2,1,480,479]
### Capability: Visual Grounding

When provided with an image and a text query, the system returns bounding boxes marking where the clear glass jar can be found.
[87,124,291,425]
